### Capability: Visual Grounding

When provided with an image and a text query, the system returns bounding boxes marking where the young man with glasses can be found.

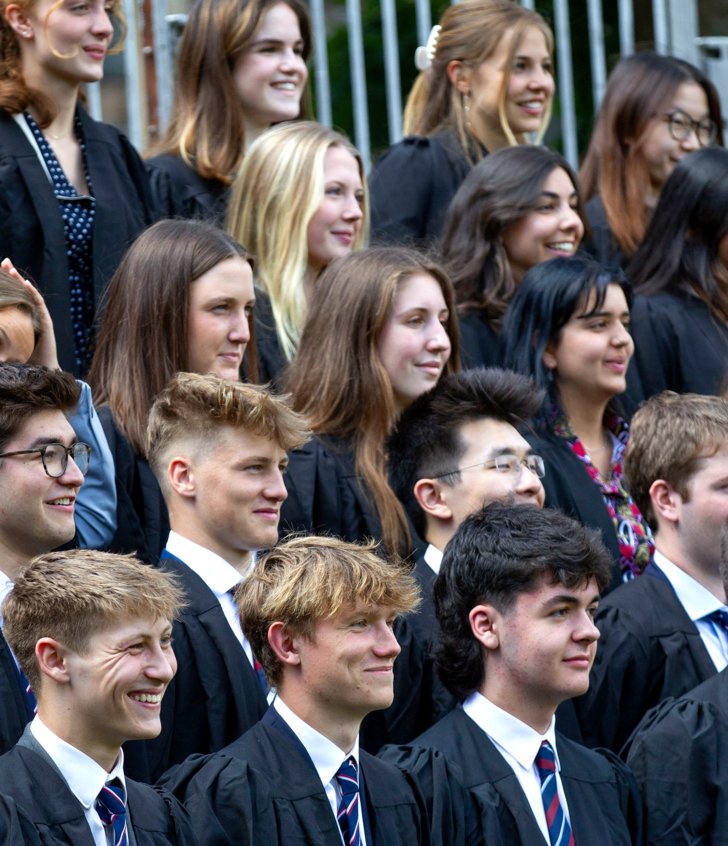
[0,363,88,755]
[361,369,546,751]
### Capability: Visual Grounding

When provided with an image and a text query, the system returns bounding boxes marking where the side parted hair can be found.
[404,0,553,163]
[151,0,311,183]
[387,368,544,538]
[286,246,460,558]
[3,549,185,692]
[237,535,420,687]
[0,0,126,124]
[628,147,728,323]
[87,220,252,456]
[147,371,310,494]
[0,268,40,342]
[501,255,632,409]
[227,120,369,362]
[442,145,582,327]
[623,391,728,531]
[0,363,79,452]
[580,53,723,258]
[433,502,611,700]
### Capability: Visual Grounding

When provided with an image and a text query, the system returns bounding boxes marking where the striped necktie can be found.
[707,609,728,633]
[535,740,574,846]
[335,756,361,846]
[95,780,128,846]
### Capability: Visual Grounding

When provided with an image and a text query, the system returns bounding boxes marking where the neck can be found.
[23,65,79,134]
[168,518,253,575]
[558,389,609,447]
[242,117,268,154]
[38,705,120,772]
[278,689,360,755]
[468,124,509,154]
[425,526,450,556]
[0,545,31,583]
[480,682,554,735]
[655,534,728,603]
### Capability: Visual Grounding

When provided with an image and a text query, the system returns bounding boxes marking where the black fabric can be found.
[161,706,429,846]
[626,669,728,845]
[0,108,157,377]
[629,292,728,399]
[0,793,41,845]
[574,563,717,752]
[128,551,267,783]
[146,154,229,224]
[369,131,476,248]
[98,406,169,565]
[526,429,625,591]
[0,744,196,845]
[0,629,31,756]
[581,195,629,272]
[381,707,641,846]
[251,289,288,389]
[457,312,501,371]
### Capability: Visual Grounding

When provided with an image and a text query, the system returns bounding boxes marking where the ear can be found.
[35,638,71,686]
[469,604,500,652]
[446,59,471,94]
[4,4,34,39]
[168,457,196,499]
[414,478,454,522]
[267,622,302,668]
[542,343,557,372]
[650,478,681,526]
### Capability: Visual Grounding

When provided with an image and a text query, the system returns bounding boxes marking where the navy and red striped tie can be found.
[335,756,361,846]
[95,780,128,846]
[535,740,574,846]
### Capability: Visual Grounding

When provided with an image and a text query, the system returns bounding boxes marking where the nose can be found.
[373,621,401,659]
[426,320,451,356]
[515,463,544,500]
[146,644,177,684]
[681,126,701,152]
[60,455,85,487]
[280,47,307,74]
[575,613,600,645]
[529,64,553,95]
[92,5,114,38]
[265,468,288,503]
[611,321,633,350]
[229,310,251,345]
[560,205,584,239]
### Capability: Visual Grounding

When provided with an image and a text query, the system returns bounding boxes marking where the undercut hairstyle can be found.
[387,368,544,537]
[286,246,460,558]
[3,549,184,692]
[580,52,722,258]
[237,535,420,687]
[403,0,553,162]
[0,363,79,452]
[0,0,126,125]
[434,502,611,700]
[628,147,728,324]
[227,121,369,361]
[147,371,310,497]
[442,146,583,328]
[150,0,311,183]
[0,270,41,344]
[623,392,728,531]
[87,220,253,455]
[501,255,632,410]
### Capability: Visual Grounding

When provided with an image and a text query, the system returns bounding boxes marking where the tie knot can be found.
[335,756,359,797]
[707,609,728,632]
[535,740,557,779]
[95,780,127,840]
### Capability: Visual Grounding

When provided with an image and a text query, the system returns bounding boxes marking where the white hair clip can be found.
[415,24,441,71]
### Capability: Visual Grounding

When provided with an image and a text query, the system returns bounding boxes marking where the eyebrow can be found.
[250,37,303,48]
[576,308,630,320]
[542,593,600,609]
[540,190,579,200]
[25,436,75,449]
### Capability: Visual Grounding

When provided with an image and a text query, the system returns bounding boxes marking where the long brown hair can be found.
[285,247,461,557]
[580,52,723,258]
[150,0,311,184]
[87,220,252,455]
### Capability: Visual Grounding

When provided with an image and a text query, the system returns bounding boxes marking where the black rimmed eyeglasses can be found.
[662,109,717,147]
[0,442,91,478]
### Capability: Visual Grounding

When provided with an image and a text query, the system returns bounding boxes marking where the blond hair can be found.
[237,535,420,686]
[3,549,184,692]
[226,121,369,361]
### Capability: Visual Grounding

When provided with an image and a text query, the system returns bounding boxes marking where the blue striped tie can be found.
[95,780,128,846]
[335,756,361,846]
[535,741,574,846]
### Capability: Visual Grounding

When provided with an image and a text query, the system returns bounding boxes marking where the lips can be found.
[83,46,107,61]
[416,361,443,377]
[47,496,75,508]
[546,241,576,254]
[129,691,164,704]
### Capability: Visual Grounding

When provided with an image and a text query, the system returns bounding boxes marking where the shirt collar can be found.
[273,696,360,787]
[423,544,443,575]
[654,550,726,621]
[165,531,253,596]
[462,691,560,771]
[30,717,126,809]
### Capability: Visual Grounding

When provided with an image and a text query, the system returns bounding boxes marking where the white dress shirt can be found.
[30,717,127,846]
[273,697,367,845]
[423,544,443,576]
[462,692,571,845]
[655,550,728,670]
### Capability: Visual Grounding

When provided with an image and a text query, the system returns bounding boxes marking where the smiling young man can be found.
[0,548,196,844]
[575,391,728,752]
[162,535,429,845]
[0,363,87,755]
[137,371,310,781]
[381,502,639,846]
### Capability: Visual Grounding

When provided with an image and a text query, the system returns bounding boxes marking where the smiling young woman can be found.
[0,0,157,376]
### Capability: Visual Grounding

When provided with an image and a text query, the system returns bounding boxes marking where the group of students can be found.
[0,0,728,843]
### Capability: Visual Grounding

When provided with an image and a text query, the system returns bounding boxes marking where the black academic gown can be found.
[0,108,157,376]
[128,550,267,783]
[161,706,430,846]
[97,407,169,565]
[581,194,629,272]
[0,740,196,845]
[457,313,501,371]
[251,289,288,389]
[381,707,641,846]
[0,794,40,845]
[574,562,717,753]
[629,291,728,399]
[0,628,31,757]
[369,131,478,248]
[625,669,728,846]
[146,154,229,224]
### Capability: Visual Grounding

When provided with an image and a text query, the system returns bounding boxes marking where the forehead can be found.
[514,574,599,612]
[207,424,287,458]
[323,145,362,182]
[540,166,576,196]
[457,417,530,457]
[86,615,173,649]
[391,272,446,312]
[670,80,709,116]
[4,408,74,450]
[576,282,628,315]
[688,442,728,483]
[252,2,302,40]
[190,256,253,298]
